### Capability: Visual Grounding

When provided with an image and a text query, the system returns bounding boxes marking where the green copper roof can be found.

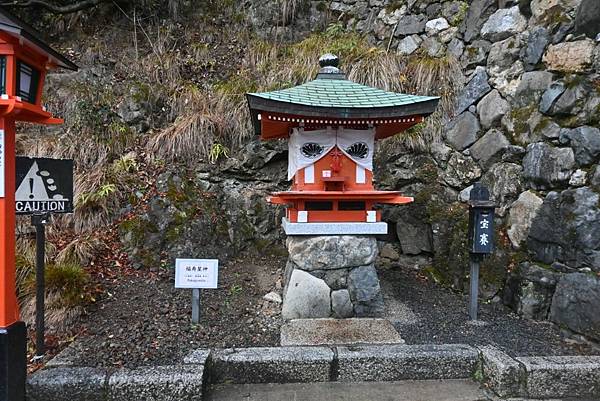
[246,54,440,136]
[248,77,438,109]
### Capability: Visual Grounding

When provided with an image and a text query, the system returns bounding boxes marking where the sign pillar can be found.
[468,182,495,321]
[32,213,49,357]
[192,289,201,324]
[468,256,481,321]
[0,120,26,401]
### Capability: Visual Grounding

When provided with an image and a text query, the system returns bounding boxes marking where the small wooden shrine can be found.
[246,54,439,235]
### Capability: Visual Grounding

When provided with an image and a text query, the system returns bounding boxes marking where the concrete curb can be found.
[335,344,478,382]
[27,343,600,400]
[478,346,600,399]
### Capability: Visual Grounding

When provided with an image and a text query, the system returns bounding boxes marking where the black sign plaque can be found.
[470,209,494,254]
[15,157,73,215]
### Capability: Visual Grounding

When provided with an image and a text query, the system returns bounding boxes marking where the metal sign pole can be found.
[191,289,201,324]
[469,255,480,321]
[31,213,49,357]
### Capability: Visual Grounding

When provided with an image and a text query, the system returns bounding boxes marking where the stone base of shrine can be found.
[282,235,384,320]
[282,218,388,235]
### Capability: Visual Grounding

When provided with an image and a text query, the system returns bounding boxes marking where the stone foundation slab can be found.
[280,318,404,346]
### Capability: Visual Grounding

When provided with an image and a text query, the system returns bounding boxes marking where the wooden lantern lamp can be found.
[0,7,77,401]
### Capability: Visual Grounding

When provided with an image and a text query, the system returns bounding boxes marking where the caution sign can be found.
[15,157,73,215]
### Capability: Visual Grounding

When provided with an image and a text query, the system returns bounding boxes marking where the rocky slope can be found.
[17,0,600,341]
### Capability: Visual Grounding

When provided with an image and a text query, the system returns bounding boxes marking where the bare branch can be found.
[0,0,108,14]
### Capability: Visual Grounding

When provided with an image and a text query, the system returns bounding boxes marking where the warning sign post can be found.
[14,157,73,357]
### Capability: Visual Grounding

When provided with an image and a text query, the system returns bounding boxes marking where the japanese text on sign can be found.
[175,259,219,289]
[472,211,494,254]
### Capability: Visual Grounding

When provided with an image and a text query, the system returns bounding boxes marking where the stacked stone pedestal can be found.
[282,235,384,320]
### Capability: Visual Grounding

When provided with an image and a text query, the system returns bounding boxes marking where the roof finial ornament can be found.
[318,53,340,74]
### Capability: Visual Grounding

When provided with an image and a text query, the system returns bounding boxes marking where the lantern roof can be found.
[247,54,439,138]
[0,7,78,70]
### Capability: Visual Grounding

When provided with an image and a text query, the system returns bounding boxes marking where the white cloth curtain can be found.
[288,127,375,180]
[337,127,375,172]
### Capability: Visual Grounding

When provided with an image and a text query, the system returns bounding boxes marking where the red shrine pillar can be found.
[0,118,25,401]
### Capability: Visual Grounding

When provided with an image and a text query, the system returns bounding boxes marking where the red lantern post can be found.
[0,8,77,401]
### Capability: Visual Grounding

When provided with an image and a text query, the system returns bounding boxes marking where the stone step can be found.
[280,318,403,346]
[27,344,600,400]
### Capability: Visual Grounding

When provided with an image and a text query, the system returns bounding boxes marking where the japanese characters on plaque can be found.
[471,209,494,254]
[175,259,219,289]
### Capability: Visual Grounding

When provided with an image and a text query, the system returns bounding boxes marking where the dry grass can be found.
[19,261,90,332]
[15,235,91,333]
[54,234,105,266]
[147,24,463,160]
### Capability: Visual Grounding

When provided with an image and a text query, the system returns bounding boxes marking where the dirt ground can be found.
[56,255,599,368]
[68,253,285,367]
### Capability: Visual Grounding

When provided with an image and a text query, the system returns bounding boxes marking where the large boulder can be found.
[348,265,385,317]
[522,143,575,189]
[559,126,600,166]
[331,289,353,318]
[527,187,600,270]
[547,82,592,117]
[530,0,582,20]
[488,60,525,99]
[503,263,560,320]
[507,190,543,248]
[522,26,550,70]
[480,6,527,42]
[455,67,491,115]
[469,129,511,168]
[487,36,522,73]
[461,40,491,68]
[379,153,437,190]
[441,152,482,188]
[397,35,422,55]
[480,162,523,216]
[395,14,427,35]
[513,71,554,107]
[461,0,498,42]
[282,269,331,320]
[574,0,600,38]
[395,207,433,255]
[543,40,596,73]
[501,107,545,146]
[445,111,481,150]
[550,273,600,341]
[539,81,566,114]
[287,236,378,271]
[425,17,450,35]
[477,89,510,129]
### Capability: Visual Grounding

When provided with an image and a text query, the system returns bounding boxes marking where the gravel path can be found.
[380,266,599,357]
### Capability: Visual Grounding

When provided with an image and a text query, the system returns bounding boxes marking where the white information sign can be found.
[0,130,4,198]
[175,259,219,289]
